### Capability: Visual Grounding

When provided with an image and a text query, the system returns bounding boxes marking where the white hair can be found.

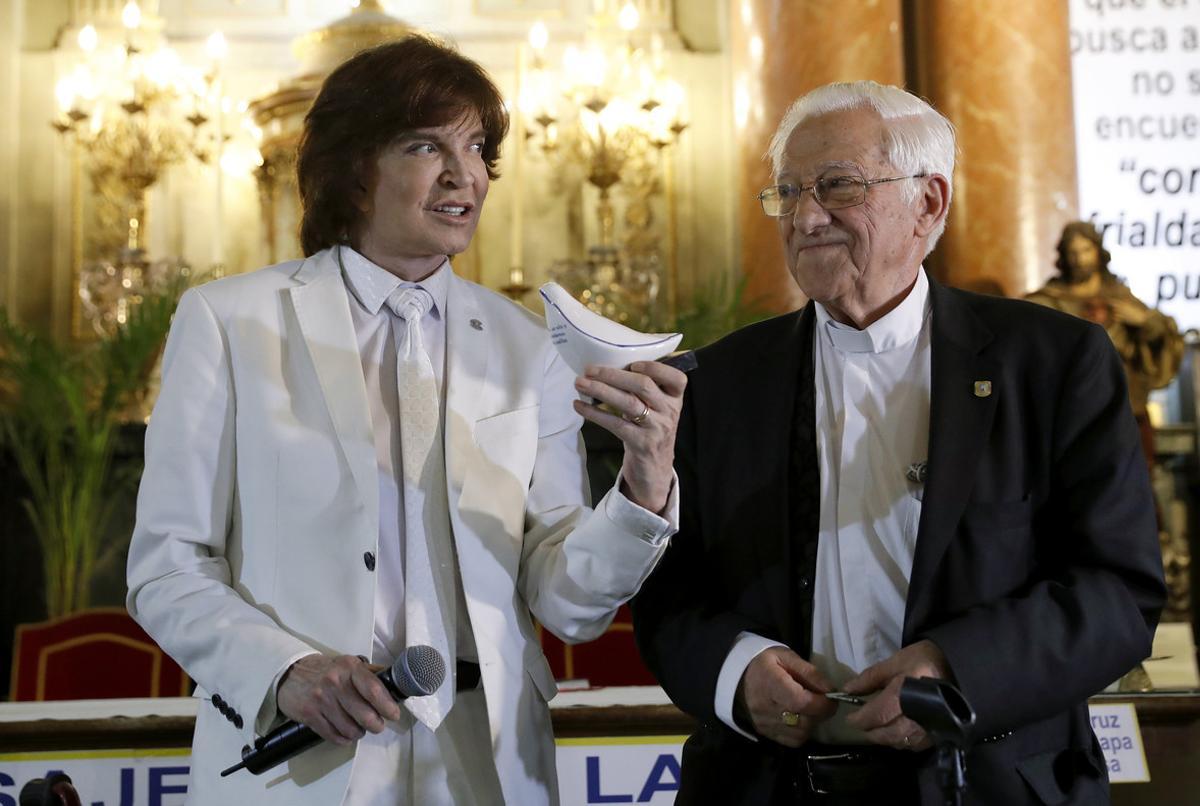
[767,81,956,254]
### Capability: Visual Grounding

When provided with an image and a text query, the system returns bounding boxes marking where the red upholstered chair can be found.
[540,604,656,687]
[9,607,190,701]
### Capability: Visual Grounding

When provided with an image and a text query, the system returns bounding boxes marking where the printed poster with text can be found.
[1070,0,1200,328]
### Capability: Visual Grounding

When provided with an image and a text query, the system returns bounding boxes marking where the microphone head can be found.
[899,677,976,748]
[391,645,446,697]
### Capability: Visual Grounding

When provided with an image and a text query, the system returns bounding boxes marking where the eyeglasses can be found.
[757,170,927,217]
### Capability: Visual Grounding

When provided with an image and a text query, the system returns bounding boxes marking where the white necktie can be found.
[387,286,455,730]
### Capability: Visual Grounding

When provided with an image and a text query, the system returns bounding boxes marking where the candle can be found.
[213,89,225,269]
[121,1,140,49]
[510,41,525,286]
[206,32,228,269]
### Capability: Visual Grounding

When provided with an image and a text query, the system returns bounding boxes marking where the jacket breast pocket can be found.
[948,496,1036,604]
[458,406,541,538]
[472,405,540,487]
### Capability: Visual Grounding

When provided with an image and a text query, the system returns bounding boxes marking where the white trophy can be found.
[539,282,683,377]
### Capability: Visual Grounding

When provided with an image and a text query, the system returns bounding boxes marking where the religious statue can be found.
[1027,220,1188,631]
[1027,221,1183,432]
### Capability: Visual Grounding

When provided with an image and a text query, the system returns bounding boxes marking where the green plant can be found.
[670,273,772,350]
[0,280,188,617]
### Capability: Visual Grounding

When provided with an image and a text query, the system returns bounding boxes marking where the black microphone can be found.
[220,645,446,777]
[898,676,975,748]
[19,773,81,806]
[899,677,977,806]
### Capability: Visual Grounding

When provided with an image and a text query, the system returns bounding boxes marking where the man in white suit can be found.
[126,36,686,805]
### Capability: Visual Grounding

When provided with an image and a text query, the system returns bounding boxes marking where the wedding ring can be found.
[903,733,912,748]
[627,403,650,425]
[781,711,801,727]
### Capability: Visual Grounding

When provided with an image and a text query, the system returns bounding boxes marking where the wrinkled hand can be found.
[843,639,952,752]
[276,654,401,745]
[736,647,837,747]
[574,361,687,513]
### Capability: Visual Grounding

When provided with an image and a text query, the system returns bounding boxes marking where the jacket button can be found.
[212,694,225,709]
[232,713,244,729]
[798,576,811,590]
[363,551,376,571]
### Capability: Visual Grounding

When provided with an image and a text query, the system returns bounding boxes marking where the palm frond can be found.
[0,279,189,616]
[671,273,772,350]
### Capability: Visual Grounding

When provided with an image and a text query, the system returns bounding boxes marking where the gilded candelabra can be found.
[517,3,688,326]
[52,2,231,336]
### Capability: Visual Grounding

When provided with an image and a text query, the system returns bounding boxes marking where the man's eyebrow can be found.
[813,160,861,173]
[393,131,440,144]
[395,127,488,144]
[778,159,861,180]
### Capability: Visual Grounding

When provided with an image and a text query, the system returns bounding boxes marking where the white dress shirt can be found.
[339,247,473,668]
[332,246,678,804]
[714,269,932,744]
[342,246,497,805]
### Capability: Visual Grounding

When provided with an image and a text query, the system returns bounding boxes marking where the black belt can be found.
[455,660,481,692]
[790,744,921,804]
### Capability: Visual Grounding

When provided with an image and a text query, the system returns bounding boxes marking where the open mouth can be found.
[428,203,473,218]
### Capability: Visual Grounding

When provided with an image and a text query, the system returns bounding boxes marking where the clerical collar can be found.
[814,268,930,354]
[338,244,449,320]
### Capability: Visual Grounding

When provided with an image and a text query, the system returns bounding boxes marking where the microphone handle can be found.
[220,660,419,777]
[238,720,323,776]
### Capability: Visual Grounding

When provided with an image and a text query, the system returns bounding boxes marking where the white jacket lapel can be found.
[444,272,490,503]
[288,249,379,531]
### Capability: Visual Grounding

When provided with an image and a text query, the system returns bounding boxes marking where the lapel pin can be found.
[906,461,928,484]
[470,319,484,331]
[974,380,992,398]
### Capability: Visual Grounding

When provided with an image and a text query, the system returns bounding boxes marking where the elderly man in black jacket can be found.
[632,81,1165,805]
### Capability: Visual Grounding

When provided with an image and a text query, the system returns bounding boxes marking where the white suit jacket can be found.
[127,248,671,805]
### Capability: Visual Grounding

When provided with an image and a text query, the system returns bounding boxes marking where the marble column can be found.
[730,0,905,313]
[910,0,1078,296]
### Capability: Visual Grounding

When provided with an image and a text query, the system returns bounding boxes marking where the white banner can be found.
[555,738,685,805]
[1069,0,1200,327]
[0,749,190,806]
[0,740,688,806]
[0,715,1149,805]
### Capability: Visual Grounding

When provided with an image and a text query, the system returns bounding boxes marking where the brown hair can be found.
[1055,220,1114,282]
[296,35,509,256]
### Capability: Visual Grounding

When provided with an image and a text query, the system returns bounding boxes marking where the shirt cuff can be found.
[255,650,321,736]
[604,470,679,546]
[715,632,787,742]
